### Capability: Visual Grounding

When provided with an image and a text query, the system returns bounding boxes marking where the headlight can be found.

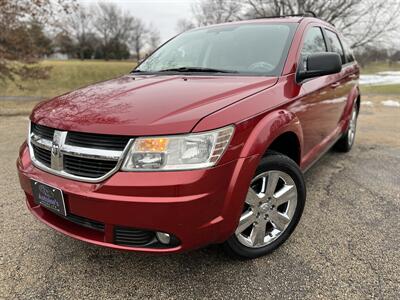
[121,126,234,171]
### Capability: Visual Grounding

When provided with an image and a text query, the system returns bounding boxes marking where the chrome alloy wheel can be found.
[235,170,298,248]
[348,103,357,146]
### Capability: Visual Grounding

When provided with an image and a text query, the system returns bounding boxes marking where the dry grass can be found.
[0,60,135,98]
[360,61,400,74]
[0,100,40,116]
[360,84,400,95]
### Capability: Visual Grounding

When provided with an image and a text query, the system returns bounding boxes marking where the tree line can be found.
[1,0,399,85]
[57,3,160,61]
[0,0,160,83]
[177,0,400,50]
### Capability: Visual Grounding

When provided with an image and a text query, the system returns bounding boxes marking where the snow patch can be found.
[360,71,400,86]
[377,71,400,76]
[381,100,400,107]
[362,101,374,107]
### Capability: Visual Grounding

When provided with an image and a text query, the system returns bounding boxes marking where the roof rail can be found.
[255,11,317,19]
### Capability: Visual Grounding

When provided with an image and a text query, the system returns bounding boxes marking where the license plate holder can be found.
[31,180,66,216]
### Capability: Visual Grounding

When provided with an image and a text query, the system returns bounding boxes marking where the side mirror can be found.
[297,52,342,82]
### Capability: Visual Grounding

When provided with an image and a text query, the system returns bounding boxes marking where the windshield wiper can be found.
[157,67,238,73]
[131,69,152,74]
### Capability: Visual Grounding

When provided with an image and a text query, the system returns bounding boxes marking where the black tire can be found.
[223,152,306,259]
[334,102,358,152]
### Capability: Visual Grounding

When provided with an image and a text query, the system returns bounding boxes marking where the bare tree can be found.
[147,24,161,53]
[244,0,400,49]
[92,2,135,60]
[175,0,243,33]
[64,5,94,59]
[354,46,389,67]
[176,19,196,33]
[130,18,148,61]
[68,3,154,61]
[0,0,75,83]
[192,0,243,26]
[181,0,400,49]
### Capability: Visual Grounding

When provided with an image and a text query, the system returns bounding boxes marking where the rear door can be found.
[322,29,355,130]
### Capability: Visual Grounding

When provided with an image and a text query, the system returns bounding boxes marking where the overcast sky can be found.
[80,0,400,49]
[81,0,196,42]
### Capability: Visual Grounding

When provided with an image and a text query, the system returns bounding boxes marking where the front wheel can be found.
[223,152,306,259]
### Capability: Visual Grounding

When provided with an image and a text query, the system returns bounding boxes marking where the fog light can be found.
[156,232,170,244]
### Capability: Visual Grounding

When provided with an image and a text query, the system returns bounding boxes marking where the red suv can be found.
[17,16,360,258]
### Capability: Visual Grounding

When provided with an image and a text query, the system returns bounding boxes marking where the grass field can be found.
[360,61,400,74]
[0,60,135,98]
[0,60,399,109]
[360,84,400,95]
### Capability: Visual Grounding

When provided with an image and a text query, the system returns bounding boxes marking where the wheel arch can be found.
[355,94,361,114]
[342,85,360,123]
[240,109,303,165]
[266,131,301,164]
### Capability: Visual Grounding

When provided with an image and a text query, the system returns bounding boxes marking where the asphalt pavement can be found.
[1,100,399,299]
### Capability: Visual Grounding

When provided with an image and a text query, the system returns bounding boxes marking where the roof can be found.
[197,16,332,30]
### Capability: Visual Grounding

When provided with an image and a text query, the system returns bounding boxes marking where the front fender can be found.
[239,109,303,158]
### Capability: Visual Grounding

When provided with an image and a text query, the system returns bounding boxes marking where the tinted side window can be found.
[325,30,345,64]
[300,27,327,70]
[302,27,327,55]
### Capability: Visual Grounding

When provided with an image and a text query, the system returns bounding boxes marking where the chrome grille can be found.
[31,123,55,140]
[29,123,132,182]
[66,131,130,151]
[64,155,118,178]
[31,144,51,167]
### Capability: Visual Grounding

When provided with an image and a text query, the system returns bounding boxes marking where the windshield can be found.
[136,23,297,76]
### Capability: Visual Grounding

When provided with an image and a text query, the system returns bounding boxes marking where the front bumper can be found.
[17,142,259,253]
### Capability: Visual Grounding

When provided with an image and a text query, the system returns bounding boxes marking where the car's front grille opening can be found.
[65,131,131,151]
[30,122,131,181]
[63,155,118,178]
[32,144,51,167]
[64,213,105,231]
[42,205,179,248]
[114,227,156,247]
[40,204,105,232]
[31,123,55,140]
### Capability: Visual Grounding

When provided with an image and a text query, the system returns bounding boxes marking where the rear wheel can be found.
[335,101,358,152]
[223,152,306,259]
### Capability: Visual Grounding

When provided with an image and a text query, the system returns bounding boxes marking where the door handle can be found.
[330,82,341,88]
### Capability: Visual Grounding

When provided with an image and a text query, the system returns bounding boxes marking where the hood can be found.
[31,75,277,135]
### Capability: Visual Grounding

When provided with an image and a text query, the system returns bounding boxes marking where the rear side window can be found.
[300,27,327,70]
[325,30,345,64]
